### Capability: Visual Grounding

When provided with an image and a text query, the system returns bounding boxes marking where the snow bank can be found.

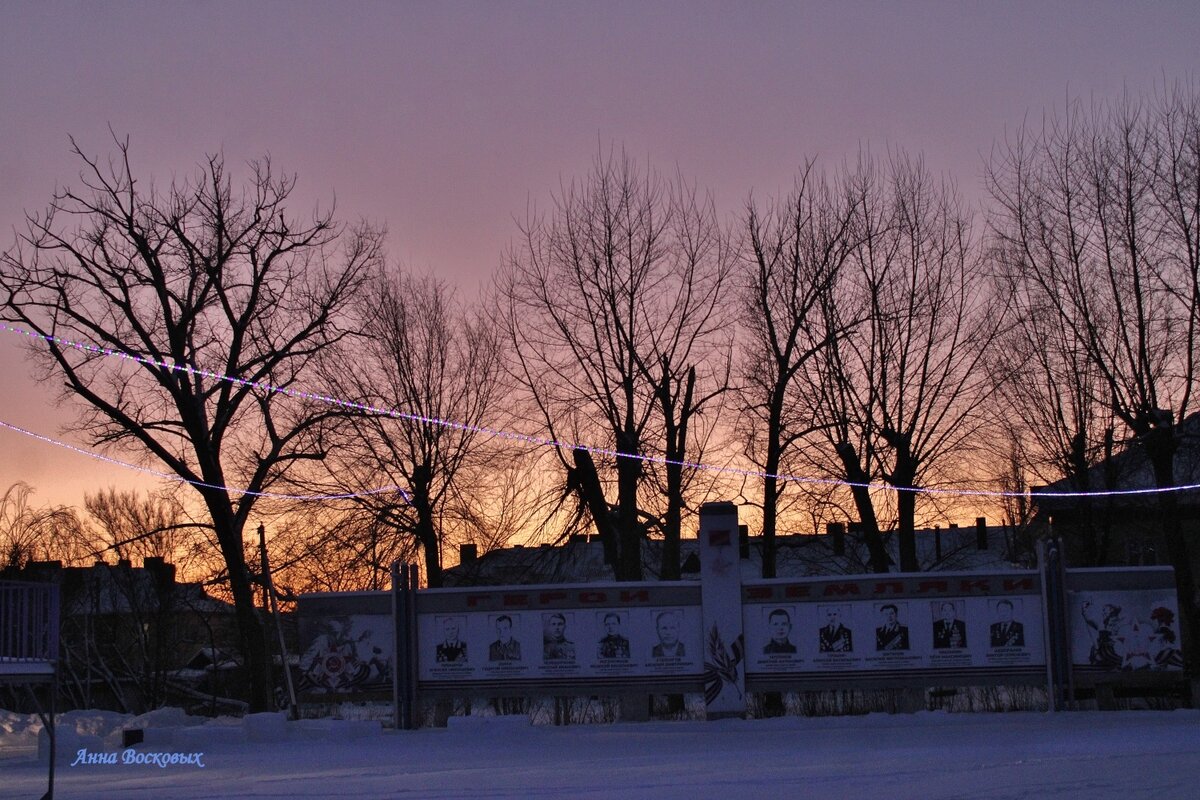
[0,709,41,737]
[8,706,385,763]
[7,707,1197,799]
[445,713,532,735]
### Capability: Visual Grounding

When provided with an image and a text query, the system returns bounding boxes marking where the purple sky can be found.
[2,1,1198,510]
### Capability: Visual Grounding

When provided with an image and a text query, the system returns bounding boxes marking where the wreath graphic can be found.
[703,625,744,705]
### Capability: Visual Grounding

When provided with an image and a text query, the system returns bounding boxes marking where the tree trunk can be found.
[1066,430,1105,567]
[661,457,683,581]
[411,465,442,588]
[1144,427,1199,679]
[883,429,918,573]
[892,460,918,573]
[658,365,694,581]
[571,448,618,568]
[834,442,892,573]
[760,386,785,579]
[419,530,442,588]
[210,510,272,713]
[615,428,643,581]
[895,484,917,572]
[1097,427,1117,566]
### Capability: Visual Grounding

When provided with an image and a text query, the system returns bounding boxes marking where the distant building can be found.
[2,558,239,712]
[443,519,1019,587]
[1031,412,1200,568]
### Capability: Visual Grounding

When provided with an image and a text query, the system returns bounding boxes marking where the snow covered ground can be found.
[3,707,1199,799]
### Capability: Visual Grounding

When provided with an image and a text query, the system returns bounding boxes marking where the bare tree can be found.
[0,138,381,710]
[317,270,504,587]
[640,177,734,579]
[83,486,217,573]
[738,161,865,577]
[497,148,732,581]
[987,84,1200,671]
[800,153,996,573]
[987,247,1122,565]
[266,504,416,593]
[455,453,563,554]
[0,481,89,570]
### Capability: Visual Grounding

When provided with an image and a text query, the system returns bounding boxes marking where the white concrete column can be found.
[699,501,746,719]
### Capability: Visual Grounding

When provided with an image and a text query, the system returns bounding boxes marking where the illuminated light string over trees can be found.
[0,417,409,502]
[2,322,1197,502]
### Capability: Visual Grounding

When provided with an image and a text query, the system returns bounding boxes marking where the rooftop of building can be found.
[4,558,235,615]
[444,518,1022,587]
[1032,411,1200,514]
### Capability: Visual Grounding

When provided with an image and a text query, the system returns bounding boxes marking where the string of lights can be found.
[0,418,410,503]
[4,321,1199,501]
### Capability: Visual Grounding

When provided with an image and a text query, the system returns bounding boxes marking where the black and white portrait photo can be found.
[875,603,910,652]
[435,616,468,663]
[652,610,686,658]
[818,605,853,653]
[489,614,522,661]
[542,612,576,661]
[931,600,967,649]
[763,607,797,654]
[990,599,1025,648]
[597,612,631,659]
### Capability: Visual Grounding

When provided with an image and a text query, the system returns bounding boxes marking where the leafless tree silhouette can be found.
[0,137,381,710]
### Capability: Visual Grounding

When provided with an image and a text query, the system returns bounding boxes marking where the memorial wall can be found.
[295,513,1184,718]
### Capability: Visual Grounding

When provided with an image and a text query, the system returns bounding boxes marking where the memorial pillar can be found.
[699,501,746,719]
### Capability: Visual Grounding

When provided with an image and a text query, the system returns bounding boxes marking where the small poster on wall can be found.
[1069,591,1183,672]
[296,614,392,695]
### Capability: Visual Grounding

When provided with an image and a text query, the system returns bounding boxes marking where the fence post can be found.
[406,564,420,728]
[1038,537,1070,711]
[391,562,421,730]
[390,561,403,730]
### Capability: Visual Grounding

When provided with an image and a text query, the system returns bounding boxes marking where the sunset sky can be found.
[2,1,1198,513]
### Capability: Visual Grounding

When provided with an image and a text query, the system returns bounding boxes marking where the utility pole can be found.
[258,523,298,718]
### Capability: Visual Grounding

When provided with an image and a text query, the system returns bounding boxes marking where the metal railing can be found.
[0,580,59,662]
